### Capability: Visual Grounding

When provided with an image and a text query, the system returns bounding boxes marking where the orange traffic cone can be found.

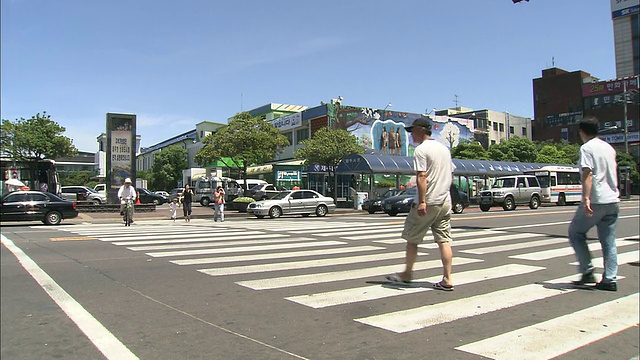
[136,192,141,205]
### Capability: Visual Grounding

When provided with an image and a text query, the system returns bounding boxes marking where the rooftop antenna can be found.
[453,94,459,108]
[552,56,555,67]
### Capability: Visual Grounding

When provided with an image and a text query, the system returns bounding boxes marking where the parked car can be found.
[381,184,471,216]
[1,190,79,225]
[450,184,470,214]
[362,188,404,214]
[137,188,165,205]
[478,175,542,212]
[247,189,336,219]
[61,186,107,204]
[154,190,170,199]
[169,187,184,202]
[248,183,289,201]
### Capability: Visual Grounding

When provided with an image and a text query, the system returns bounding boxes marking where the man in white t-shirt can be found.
[117,178,137,223]
[569,116,620,291]
[385,118,455,291]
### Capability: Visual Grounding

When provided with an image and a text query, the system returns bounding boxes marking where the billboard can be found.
[106,113,136,203]
[611,0,639,19]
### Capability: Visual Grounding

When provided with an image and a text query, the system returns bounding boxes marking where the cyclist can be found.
[118,178,137,223]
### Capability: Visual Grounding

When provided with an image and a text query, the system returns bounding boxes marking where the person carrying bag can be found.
[214,186,225,222]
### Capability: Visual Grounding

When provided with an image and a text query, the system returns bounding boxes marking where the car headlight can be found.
[493,191,504,196]
[253,203,262,208]
[402,198,412,204]
[374,201,381,206]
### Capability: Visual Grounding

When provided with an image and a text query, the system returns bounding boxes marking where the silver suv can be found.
[478,175,541,212]
[60,186,107,205]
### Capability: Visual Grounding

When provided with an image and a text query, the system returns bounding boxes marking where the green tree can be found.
[194,112,289,191]
[150,145,188,191]
[535,145,570,164]
[60,170,95,187]
[616,151,639,188]
[1,112,77,184]
[295,127,364,198]
[451,139,491,160]
[488,136,537,162]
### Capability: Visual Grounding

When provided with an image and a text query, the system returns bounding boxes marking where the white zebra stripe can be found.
[461,237,567,255]
[236,257,483,290]
[455,292,639,360]
[124,235,307,251]
[287,264,545,309]
[569,250,639,268]
[510,238,637,261]
[146,240,346,258]
[111,232,282,246]
[171,246,385,266]
[199,251,412,276]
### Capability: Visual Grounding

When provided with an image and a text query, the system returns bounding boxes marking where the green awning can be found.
[205,157,243,168]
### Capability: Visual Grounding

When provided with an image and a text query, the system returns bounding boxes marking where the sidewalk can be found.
[71,195,640,224]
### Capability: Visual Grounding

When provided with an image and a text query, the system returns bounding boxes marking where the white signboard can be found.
[270,113,302,131]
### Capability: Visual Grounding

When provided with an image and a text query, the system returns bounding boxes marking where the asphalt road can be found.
[2,202,639,360]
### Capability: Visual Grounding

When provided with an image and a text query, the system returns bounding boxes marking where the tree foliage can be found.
[1,112,77,161]
[194,112,289,190]
[488,136,537,162]
[295,127,364,198]
[60,170,98,188]
[1,112,77,187]
[150,145,188,191]
[616,151,639,186]
[451,139,490,160]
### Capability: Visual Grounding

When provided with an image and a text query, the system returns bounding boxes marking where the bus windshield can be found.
[536,176,550,188]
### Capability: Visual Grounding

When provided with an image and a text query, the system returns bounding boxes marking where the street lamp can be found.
[383,103,392,112]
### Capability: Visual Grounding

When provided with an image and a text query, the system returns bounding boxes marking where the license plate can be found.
[384,204,392,210]
[481,199,491,204]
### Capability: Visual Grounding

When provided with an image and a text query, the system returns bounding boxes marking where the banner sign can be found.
[106,113,136,203]
[582,77,639,97]
[611,0,639,18]
[269,113,302,131]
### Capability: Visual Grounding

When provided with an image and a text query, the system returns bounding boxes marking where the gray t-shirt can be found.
[579,137,619,204]
[413,139,453,205]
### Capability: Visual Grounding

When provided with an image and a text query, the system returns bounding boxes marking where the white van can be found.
[193,176,235,206]
[232,179,267,197]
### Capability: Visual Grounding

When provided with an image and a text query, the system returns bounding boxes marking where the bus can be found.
[524,165,581,205]
[1,159,61,196]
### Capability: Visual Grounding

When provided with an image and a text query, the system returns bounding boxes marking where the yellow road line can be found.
[50,236,97,242]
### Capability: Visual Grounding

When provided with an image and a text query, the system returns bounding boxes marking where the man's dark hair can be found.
[579,116,599,136]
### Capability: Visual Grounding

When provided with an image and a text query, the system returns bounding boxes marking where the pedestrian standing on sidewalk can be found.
[182,184,194,222]
[213,186,225,222]
[385,118,455,291]
[569,116,620,291]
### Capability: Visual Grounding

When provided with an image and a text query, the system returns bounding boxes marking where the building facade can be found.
[611,0,639,78]
[532,67,639,159]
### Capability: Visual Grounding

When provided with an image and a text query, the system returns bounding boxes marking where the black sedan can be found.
[362,188,404,214]
[1,191,79,225]
[137,188,166,205]
[381,184,470,216]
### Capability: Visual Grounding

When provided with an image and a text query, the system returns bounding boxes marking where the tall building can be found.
[611,0,639,77]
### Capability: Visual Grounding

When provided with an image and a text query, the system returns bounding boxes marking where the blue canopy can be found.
[336,153,564,177]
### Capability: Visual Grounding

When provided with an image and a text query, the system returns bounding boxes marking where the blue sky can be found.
[1,1,616,152]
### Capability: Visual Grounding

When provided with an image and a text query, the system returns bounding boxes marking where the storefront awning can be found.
[205,157,243,168]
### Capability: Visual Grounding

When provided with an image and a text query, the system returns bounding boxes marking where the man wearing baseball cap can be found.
[386,118,455,291]
[117,178,137,223]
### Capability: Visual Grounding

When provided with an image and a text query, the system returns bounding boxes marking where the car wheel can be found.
[387,212,398,216]
[557,193,566,206]
[44,211,62,225]
[502,196,516,211]
[269,206,282,219]
[92,199,101,205]
[452,201,464,214]
[256,215,265,219]
[201,198,210,207]
[529,195,540,209]
[368,209,376,214]
[480,204,491,212]
[315,205,328,217]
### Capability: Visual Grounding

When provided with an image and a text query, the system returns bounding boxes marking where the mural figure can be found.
[389,127,397,155]
[380,127,389,154]
[394,128,403,155]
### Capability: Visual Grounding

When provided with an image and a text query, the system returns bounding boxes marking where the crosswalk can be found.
[56,218,640,359]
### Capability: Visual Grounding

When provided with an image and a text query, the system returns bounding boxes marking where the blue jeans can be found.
[568,203,619,283]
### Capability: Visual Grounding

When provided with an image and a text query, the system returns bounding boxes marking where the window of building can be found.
[509,126,514,134]
[284,132,293,145]
[522,127,527,136]
[296,128,309,144]
[493,122,498,131]
[499,123,504,132]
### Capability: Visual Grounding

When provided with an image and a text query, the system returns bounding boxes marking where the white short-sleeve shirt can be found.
[413,139,453,205]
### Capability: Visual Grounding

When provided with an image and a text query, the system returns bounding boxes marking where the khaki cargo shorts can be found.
[401,201,452,244]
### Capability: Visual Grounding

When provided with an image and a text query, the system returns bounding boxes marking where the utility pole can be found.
[623,82,629,153]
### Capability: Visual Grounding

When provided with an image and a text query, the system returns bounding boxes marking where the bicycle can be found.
[122,197,134,226]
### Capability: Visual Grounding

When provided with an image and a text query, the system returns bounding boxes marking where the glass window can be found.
[3,194,25,203]
[284,132,293,145]
[290,191,303,199]
[509,126,514,134]
[296,128,309,144]
[517,177,526,187]
[302,191,318,199]
[522,127,527,136]
[526,177,540,187]
[493,122,498,131]
[499,123,504,132]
